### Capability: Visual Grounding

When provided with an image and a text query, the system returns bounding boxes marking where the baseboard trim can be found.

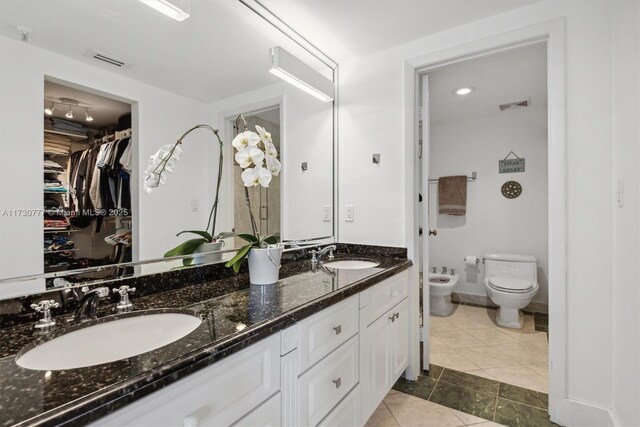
[564,399,615,427]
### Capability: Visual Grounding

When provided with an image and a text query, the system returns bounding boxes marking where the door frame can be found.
[403,18,567,424]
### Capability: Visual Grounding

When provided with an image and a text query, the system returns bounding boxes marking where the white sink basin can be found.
[323,260,380,270]
[16,311,202,371]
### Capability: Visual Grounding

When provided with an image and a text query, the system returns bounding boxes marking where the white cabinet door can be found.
[361,310,391,422]
[390,298,410,381]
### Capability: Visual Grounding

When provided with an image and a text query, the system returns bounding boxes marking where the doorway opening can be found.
[414,41,552,422]
[227,106,281,248]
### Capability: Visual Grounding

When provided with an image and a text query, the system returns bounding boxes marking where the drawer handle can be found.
[395,312,400,320]
[333,377,342,389]
[333,325,342,335]
[389,314,396,323]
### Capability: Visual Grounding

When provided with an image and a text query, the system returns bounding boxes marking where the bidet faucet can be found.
[310,245,337,266]
[441,266,448,274]
[73,287,109,322]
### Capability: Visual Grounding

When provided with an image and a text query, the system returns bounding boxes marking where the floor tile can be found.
[454,346,522,369]
[470,422,508,427]
[429,336,451,351]
[430,349,481,372]
[429,381,497,420]
[494,398,558,427]
[483,366,548,394]
[439,369,500,394]
[426,364,445,380]
[461,369,497,381]
[498,383,548,410]
[432,330,487,348]
[364,401,401,427]
[451,408,492,425]
[527,363,549,379]
[384,391,464,427]
[393,375,439,401]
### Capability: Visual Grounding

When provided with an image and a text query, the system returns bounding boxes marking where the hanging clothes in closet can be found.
[69,134,132,230]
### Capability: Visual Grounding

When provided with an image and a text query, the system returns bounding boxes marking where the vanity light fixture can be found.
[269,46,334,102]
[44,103,55,115]
[85,109,94,122]
[139,0,190,22]
[65,106,73,119]
[455,87,474,96]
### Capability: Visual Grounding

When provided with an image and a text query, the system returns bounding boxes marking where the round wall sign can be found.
[501,181,522,199]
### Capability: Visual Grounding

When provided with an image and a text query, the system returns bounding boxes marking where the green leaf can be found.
[164,238,208,258]
[176,230,213,241]
[217,231,259,243]
[225,244,252,272]
[263,235,278,245]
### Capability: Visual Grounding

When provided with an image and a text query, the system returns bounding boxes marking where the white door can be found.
[420,74,431,372]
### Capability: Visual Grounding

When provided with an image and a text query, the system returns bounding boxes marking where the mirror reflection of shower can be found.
[232,107,281,248]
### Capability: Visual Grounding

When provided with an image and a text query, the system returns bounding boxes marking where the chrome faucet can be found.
[441,266,448,274]
[73,287,109,322]
[310,245,337,266]
[30,300,60,329]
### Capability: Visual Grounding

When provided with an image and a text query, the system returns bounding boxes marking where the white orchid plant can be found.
[221,116,282,273]
[143,124,225,265]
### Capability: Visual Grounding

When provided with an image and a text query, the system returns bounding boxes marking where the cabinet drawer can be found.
[232,392,281,427]
[316,384,360,427]
[91,335,280,427]
[360,271,408,325]
[299,335,359,427]
[298,295,358,372]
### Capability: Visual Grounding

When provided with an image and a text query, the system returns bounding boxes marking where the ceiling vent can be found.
[84,50,130,68]
[499,99,529,111]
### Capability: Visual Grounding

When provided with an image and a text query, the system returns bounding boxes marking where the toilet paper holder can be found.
[463,256,482,265]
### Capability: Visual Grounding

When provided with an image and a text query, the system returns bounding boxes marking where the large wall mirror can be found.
[0,0,337,299]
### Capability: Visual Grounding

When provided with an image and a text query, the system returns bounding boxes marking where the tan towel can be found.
[438,175,467,215]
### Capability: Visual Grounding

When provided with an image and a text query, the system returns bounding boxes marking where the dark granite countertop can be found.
[0,253,411,427]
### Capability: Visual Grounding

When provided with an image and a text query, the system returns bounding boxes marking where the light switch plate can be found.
[191,199,199,212]
[322,205,331,221]
[345,205,354,222]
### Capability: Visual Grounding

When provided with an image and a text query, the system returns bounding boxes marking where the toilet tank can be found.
[484,253,537,283]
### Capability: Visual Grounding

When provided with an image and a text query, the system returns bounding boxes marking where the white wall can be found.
[207,81,333,243]
[611,0,640,426]
[428,108,548,304]
[338,0,624,421]
[0,35,212,295]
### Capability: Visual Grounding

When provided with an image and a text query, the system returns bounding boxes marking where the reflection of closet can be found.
[43,81,133,273]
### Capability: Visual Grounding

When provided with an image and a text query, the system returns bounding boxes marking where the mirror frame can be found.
[0,0,339,297]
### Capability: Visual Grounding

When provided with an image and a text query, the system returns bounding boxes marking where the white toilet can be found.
[484,253,539,329]
[429,271,460,317]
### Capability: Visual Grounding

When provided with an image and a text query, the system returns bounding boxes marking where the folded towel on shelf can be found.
[438,175,467,216]
[44,159,65,171]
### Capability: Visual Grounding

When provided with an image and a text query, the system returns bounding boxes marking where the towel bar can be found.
[428,171,477,183]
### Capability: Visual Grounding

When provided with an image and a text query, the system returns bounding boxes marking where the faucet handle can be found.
[449,268,456,275]
[328,249,335,260]
[431,267,437,273]
[112,285,136,310]
[30,300,59,329]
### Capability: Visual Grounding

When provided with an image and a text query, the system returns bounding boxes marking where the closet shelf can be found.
[44,190,68,194]
[44,129,88,140]
[44,248,78,254]
[44,228,78,233]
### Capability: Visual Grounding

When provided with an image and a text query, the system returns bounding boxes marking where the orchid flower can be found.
[143,143,183,193]
[241,166,272,187]
[235,146,265,169]
[232,131,259,151]
[256,125,272,144]
[266,155,281,176]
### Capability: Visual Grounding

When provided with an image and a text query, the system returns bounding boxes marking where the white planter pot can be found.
[192,241,224,265]
[248,246,283,285]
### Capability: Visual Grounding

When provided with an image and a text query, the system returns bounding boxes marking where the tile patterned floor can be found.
[363,365,559,427]
[429,304,549,393]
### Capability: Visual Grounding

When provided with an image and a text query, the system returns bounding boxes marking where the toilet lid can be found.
[488,276,534,292]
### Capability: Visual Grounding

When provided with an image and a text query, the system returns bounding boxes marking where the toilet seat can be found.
[487,276,535,293]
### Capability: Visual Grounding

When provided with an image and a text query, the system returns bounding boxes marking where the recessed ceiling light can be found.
[139,0,190,21]
[455,87,474,96]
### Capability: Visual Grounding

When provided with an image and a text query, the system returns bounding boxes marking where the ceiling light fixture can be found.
[44,103,55,115]
[269,46,334,102]
[65,106,73,119]
[85,108,94,122]
[139,0,190,21]
[455,87,474,96]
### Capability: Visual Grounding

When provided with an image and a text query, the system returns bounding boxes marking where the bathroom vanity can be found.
[0,247,411,427]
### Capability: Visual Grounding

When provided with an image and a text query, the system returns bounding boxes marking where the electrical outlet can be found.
[191,199,199,212]
[345,205,354,222]
[322,205,331,221]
